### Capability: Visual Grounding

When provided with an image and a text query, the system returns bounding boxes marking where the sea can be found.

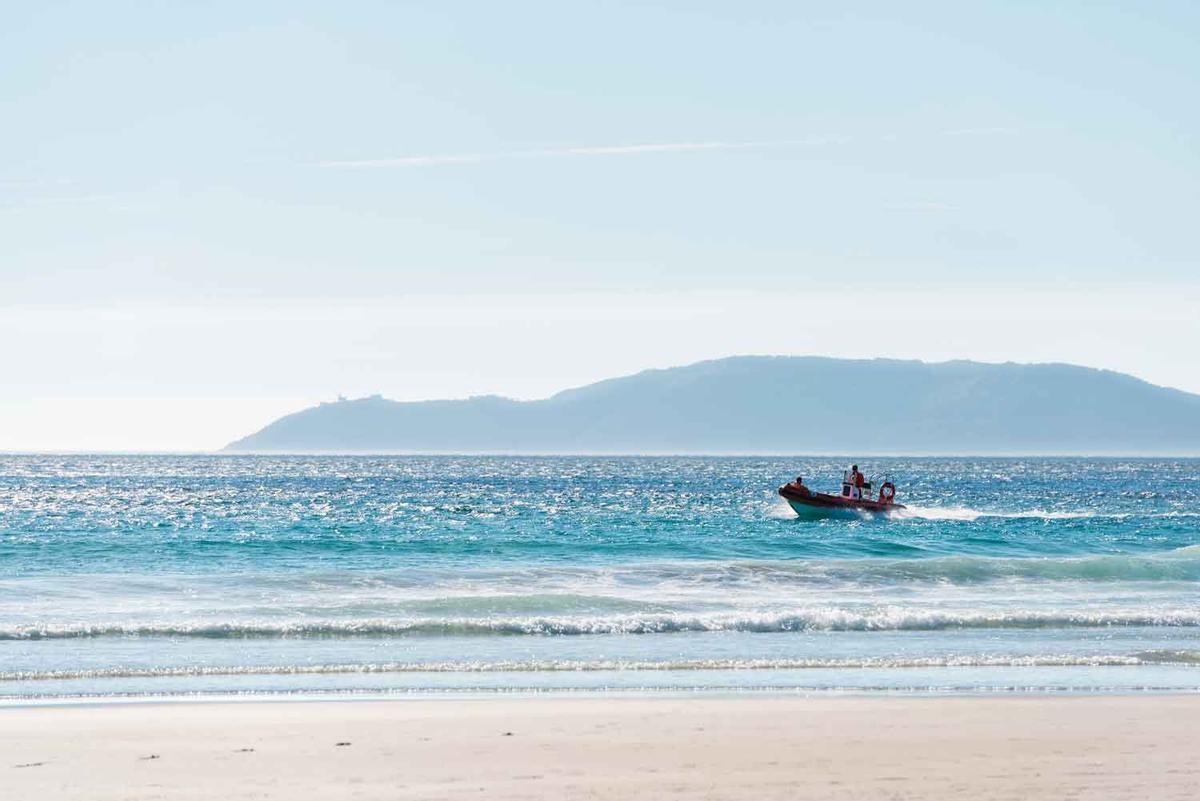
[2,455,1198,702]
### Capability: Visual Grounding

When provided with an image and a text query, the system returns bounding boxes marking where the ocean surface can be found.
[2,455,1198,701]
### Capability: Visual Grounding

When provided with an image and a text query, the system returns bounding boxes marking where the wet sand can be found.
[3,694,1199,800]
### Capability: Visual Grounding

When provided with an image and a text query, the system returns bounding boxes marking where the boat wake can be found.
[891,506,1200,522]
[891,505,1063,521]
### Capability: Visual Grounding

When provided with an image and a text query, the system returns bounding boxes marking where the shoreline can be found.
[5,694,1199,800]
[4,684,1200,709]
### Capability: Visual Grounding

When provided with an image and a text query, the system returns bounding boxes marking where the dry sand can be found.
[3,694,1199,800]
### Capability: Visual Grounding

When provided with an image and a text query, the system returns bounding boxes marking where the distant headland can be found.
[223,356,1200,455]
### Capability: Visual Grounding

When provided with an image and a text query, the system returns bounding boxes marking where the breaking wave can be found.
[643,548,1200,584]
[6,608,1200,640]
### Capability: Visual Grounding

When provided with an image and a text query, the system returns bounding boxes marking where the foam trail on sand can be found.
[16,653,1200,682]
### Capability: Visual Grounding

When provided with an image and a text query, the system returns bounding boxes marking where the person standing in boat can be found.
[845,464,865,499]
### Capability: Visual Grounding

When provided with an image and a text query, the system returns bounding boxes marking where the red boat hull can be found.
[778,482,904,517]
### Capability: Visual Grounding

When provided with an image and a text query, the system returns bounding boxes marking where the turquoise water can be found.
[1,455,1198,700]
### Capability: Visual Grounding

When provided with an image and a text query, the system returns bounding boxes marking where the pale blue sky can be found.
[2,1,1198,449]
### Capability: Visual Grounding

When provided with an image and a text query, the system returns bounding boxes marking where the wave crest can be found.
[6,608,1200,640]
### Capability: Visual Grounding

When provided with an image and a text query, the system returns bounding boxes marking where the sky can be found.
[2,1,1198,451]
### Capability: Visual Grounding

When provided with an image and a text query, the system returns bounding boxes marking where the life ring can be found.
[880,482,896,502]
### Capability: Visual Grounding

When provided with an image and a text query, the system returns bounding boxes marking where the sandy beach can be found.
[3,694,1198,800]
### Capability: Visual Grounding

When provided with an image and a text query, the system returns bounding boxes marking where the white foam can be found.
[12,653,1191,682]
[5,606,1200,640]
[768,499,800,519]
[893,505,986,521]
[894,506,1135,521]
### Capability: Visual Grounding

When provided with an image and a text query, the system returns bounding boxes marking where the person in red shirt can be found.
[844,464,866,499]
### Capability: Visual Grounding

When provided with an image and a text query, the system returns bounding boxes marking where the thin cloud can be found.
[318,127,1013,169]
[941,126,1016,137]
[886,201,956,212]
[338,153,492,168]
[319,137,843,169]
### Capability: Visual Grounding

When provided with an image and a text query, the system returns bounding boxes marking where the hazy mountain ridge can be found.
[224,356,1200,454]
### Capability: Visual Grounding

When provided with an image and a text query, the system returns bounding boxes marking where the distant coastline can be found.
[224,356,1200,455]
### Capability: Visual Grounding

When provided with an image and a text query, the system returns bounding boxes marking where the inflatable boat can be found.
[778,475,904,519]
